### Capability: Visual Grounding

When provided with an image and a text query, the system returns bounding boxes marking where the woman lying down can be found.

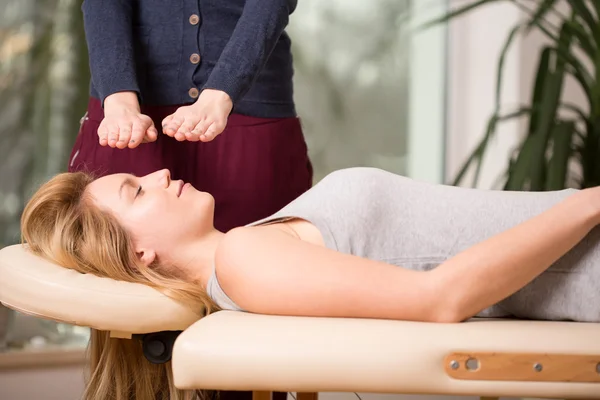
[21,166,600,400]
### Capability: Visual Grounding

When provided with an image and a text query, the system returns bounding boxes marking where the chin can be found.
[189,189,216,222]
[186,184,213,201]
[196,190,215,208]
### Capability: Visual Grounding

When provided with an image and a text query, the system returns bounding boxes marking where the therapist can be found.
[68,0,314,237]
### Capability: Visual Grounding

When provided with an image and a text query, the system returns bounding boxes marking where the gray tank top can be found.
[207,167,600,322]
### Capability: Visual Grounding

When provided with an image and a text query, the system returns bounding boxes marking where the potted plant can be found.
[428,0,600,190]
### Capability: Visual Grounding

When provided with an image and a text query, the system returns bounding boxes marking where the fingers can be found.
[98,113,156,149]
[97,123,109,146]
[162,101,229,143]
[188,118,226,142]
[98,112,226,148]
[116,121,134,149]
[163,112,203,142]
[128,121,146,148]
[199,119,226,142]
[130,117,157,147]
[106,124,121,148]
[161,115,174,133]
[175,119,196,142]
[188,119,209,142]
[144,124,158,143]
[162,115,183,138]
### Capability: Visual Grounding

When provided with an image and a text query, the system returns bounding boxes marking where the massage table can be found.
[0,244,599,400]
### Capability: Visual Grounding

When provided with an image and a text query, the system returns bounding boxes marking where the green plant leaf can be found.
[451,107,533,186]
[579,117,600,187]
[562,19,596,58]
[519,6,596,111]
[503,23,572,191]
[516,5,595,62]
[528,22,572,190]
[566,0,599,37]
[563,63,595,112]
[494,23,524,106]
[545,120,575,190]
[593,2,600,20]
[523,8,595,61]
[527,47,552,137]
[432,0,598,190]
[504,134,537,190]
[550,43,595,111]
[558,102,591,125]
[525,0,558,34]
[513,1,560,39]
[595,51,600,117]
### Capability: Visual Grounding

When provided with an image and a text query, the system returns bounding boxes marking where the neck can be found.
[170,228,225,287]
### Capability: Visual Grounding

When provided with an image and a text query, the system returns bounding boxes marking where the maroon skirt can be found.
[68,97,313,232]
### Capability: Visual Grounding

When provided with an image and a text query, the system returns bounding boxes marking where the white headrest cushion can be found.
[0,244,200,334]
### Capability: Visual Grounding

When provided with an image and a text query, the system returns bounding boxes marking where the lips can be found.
[176,181,184,197]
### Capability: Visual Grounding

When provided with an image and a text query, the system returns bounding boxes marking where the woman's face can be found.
[86,169,215,264]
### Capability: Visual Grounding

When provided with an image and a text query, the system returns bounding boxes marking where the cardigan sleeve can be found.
[202,0,296,104]
[82,0,141,106]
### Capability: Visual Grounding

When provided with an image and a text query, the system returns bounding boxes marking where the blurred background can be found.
[0,0,595,398]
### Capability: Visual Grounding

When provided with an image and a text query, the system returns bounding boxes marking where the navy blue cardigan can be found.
[82,0,298,118]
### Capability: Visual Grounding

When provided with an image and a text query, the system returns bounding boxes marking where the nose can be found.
[143,169,171,187]
[159,168,171,181]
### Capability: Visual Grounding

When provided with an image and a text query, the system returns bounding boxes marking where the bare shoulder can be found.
[215,224,297,270]
[214,219,324,282]
[215,225,292,268]
[213,225,302,309]
[215,219,323,271]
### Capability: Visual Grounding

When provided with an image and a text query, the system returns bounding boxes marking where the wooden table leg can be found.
[297,393,318,400]
[252,391,272,400]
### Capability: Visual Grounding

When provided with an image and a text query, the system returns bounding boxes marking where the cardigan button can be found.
[190,53,201,64]
[188,88,199,99]
[189,14,200,25]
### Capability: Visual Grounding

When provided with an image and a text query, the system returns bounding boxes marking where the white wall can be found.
[445,0,525,189]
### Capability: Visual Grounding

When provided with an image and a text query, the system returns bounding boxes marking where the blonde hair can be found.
[20,171,219,400]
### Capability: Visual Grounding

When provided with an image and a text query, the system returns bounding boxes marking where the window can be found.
[288,0,447,184]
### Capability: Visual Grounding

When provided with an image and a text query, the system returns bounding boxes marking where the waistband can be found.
[85,97,298,127]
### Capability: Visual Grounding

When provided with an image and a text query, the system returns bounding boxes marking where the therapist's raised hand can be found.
[161,89,233,142]
[99,92,158,149]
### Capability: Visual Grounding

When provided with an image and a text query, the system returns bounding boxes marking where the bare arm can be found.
[216,226,440,321]
[431,188,600,322]
[215,189,600,322]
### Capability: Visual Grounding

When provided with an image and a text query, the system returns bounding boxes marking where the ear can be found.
[136,248,156,267]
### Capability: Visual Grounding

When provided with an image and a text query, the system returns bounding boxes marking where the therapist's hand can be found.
[162,89,233,142]
[99,92,158,149]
